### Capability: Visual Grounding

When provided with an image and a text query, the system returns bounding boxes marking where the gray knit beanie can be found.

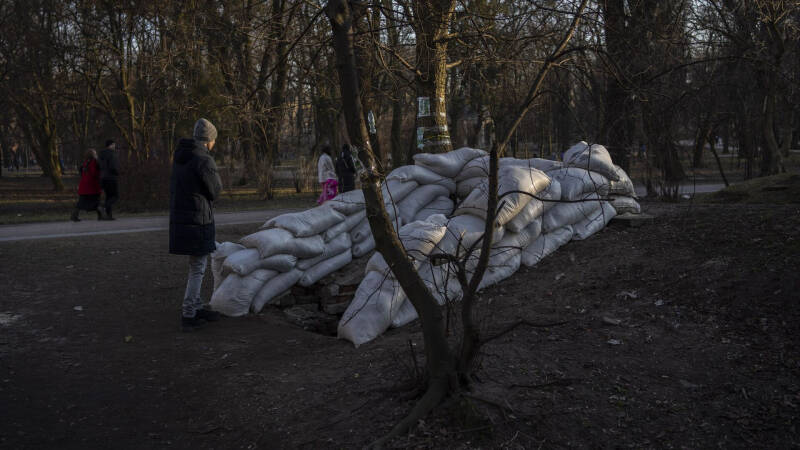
[193,118,218,142]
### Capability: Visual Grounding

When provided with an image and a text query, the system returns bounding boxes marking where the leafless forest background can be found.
[1,0,797,203]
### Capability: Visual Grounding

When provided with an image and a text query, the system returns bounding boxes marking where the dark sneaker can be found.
[70,210,80,222]
[196,309,221,322]
[181,316,207,332]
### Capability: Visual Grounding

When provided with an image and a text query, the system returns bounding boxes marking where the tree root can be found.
[370,376,450,449]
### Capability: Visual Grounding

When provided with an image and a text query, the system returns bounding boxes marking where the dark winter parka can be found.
[169,139,223,256]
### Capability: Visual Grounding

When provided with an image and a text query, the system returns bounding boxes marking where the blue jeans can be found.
[182,254,208,318]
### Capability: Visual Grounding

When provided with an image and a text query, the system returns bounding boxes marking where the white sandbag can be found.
[211,242,245,291]
[455,155,489,181]
[240,228,325,259]
[251,269,303,313]
[261,205,345,237]
[540,179,562,212]
[563,141,590,162]
[521,225,574,267]
[352,235,376,257]
[365,214,449,274]
[390,297,418,328]
[609,195,641,214]
[210,269,278,317]
[338,271,406,347]
[382,179,419,204]
[436,214,505,257]
[222,248,260,275]
[523,158,564,172]
[343,209,368,230]
[492,228,534,257]
[418,261,462,305]
[479,251,521,290]
[321,219,349,242]
[225,249,297,275]
[456,176,485,198]
[350,218,372,243]
[505,198,544,233]
[573,201,616,240]
[548,167,609,200]
[413,196,454,222]
[386,165,456,193]
[453,166,551,226]
[542,193,603,233]
[608,165,636,197]
[396,184,450,223]
[298,249,353,287]
[327,189,366,215]
[563,142,620,181]
[413,147,487,178]
[524,217,543,242]
[297,232,353,270]
[456,156,564,182]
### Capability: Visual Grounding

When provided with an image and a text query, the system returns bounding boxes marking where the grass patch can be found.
[696,171,800,204]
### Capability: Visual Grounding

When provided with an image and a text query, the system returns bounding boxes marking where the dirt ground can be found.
[1,199,799,449]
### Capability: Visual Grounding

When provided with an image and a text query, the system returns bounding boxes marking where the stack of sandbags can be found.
[338,215,451,347]
[207,142,640,347]
[210,205,344,316]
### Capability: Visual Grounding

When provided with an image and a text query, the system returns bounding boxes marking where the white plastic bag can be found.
[224,249,297,275]
[453,166,551,226]
[327,189,365,215]
[413,196,454,222]
[365,214,449,274]
[573,201,616,240]
[456,177,484,199]
[298,249,353,287]
[435,214,505,257]
[211,242,245,291]
[352,235,376,257]
[609,195,641,214]
[608,165,636,197]
[562,142,620,181]
[413,147,487,178]
[478,251,521,290]
[210,269,278,317]
[297,232,353,270]
[338,271,406,347]
[386,165,456,193]
[240,228,326,259]
[521,225,574,267]
[542,193,603,233]
[396,184,450,223]
[504,198,544,233]
[382,179,419,205]
[251,269,303,313]
[548,167,609,200]
[261,205,345,237]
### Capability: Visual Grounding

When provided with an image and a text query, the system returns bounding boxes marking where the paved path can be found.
[0,209,298,242]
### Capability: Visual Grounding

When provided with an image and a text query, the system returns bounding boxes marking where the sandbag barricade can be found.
[209,144,640,346]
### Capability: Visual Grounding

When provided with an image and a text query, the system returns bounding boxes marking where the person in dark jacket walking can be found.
[170,118,224,331]
[70,149,104,221]
[335,144,357,193]
[98,139,120,219]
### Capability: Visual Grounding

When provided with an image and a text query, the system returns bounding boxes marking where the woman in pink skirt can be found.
[317,145,338,204]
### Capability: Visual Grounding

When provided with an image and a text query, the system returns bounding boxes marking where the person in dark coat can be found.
[98,139,120,220]
[170,118,223,331]
[335,144,357,193]
[70,149,104,221]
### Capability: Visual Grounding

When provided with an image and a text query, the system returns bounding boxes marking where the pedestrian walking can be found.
[335,144,356,193]
[70,149,104,221]
[317,145,338,204]
[169,118,223,331]
[98,139,120,220]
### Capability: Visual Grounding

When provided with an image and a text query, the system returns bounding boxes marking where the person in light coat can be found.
[317,145,338,204]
